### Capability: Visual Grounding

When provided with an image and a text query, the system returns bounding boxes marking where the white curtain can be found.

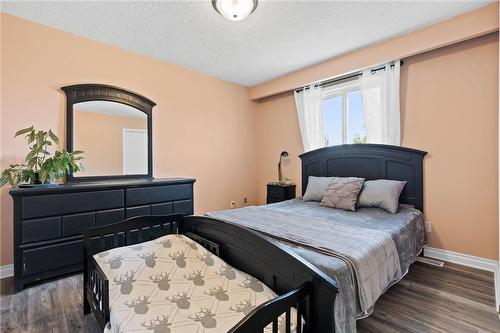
[294,85,323,152]
[360,60,401,145]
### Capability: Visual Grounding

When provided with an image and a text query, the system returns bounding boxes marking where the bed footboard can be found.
[83,214,339,332]
[229,282,311,333]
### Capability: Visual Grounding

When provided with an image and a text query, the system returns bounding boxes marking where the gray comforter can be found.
[208,199,427,333]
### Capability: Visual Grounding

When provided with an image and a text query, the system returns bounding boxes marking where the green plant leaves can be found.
[25,149,37,162]
[1,127,85,188]
[14,126,34,137]
[0,166,23,187]
[48,129,59,145]
[28,130,36,144]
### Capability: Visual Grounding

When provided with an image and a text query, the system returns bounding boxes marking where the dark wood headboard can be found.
[299,144,427,212]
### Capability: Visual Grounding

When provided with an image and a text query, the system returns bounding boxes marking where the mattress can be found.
[94,234,298,333]
[208,198,427,333]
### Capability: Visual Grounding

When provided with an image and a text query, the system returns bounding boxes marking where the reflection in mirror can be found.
[73,101,148,177]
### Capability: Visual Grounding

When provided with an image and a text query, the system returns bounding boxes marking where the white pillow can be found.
[357,179,407,213]
[303,176,335,202]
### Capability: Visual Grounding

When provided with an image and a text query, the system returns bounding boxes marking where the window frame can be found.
[321,79,362,145]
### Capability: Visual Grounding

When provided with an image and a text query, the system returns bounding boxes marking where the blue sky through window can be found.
[347,91,365,143]
[322,90,365,146]
[322,96,342,146]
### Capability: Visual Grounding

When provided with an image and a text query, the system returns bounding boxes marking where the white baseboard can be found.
[424,247,498,272]
[0,264,13,279]
[423,246,500,311]
[497,269,500,312]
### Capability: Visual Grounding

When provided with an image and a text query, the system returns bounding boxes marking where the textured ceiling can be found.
[1,1,494,86]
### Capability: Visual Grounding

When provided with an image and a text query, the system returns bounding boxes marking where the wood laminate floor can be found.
[1,262,499,333]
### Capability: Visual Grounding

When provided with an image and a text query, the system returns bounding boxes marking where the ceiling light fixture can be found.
[212,0,258,21]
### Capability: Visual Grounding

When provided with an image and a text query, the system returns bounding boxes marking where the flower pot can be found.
[18,182,62,188]
[18,173,61,188]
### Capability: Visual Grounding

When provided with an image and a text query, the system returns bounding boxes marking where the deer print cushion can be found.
[94,234,299,333]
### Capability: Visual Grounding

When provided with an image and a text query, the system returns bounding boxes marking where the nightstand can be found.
[266,183,296,204]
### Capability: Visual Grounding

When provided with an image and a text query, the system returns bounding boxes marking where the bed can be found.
[83,214,340,333]
[207,144,428,333]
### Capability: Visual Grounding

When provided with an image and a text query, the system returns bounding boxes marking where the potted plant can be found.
[0,126,84,188]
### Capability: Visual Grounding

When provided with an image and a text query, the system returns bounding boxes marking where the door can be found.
[122,129,148,175]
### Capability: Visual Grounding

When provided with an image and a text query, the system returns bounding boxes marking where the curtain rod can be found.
[295,61,404,93]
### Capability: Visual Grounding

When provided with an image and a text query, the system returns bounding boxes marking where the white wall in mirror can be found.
[73,100,148,177]
[75,100,146,118]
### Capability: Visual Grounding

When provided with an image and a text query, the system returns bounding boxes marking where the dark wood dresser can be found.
[9,178,195,292]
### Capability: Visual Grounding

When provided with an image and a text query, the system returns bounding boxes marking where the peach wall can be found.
[255,33,499,260]
[255,92,302,203]
[74,111,147,176]
[0,14,258,266]
[401,33,498,260]
[249,3,499,100]
[1,7,499,268]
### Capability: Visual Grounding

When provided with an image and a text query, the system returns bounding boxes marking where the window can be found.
[322,80,366,146]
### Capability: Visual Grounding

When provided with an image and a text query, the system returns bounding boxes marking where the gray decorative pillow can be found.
[303,176,335,202]
[320,177,365,212]
[357,179,407,213]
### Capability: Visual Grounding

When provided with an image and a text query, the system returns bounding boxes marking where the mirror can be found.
[63,84,155,181]
[74,101,147,177]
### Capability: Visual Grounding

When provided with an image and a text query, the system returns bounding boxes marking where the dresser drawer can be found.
[173,199,193,215]
[266,184,296,204]
[22,190,124,219]
[126,184,192,206]
[96,208,125,226]
[267,186,286,197]
[150,202,173,215]
[62,212,95,237]
[267,196,284,204]
[126,205,151,219]
[22,240,83,276]
[22,217,61,243]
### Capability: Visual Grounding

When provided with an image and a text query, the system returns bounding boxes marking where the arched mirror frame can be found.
[62,84,155,182]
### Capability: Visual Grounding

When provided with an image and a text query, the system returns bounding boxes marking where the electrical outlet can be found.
[230,201,235,209]
[425,220,432,233]
[243,197,247,204]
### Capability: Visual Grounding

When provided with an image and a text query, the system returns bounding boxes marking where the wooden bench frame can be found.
[83,214,339,332]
